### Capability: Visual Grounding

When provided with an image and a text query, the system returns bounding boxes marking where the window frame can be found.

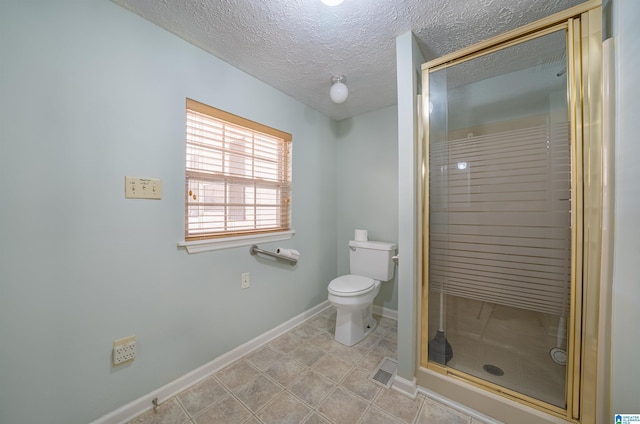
[179,98,293,253]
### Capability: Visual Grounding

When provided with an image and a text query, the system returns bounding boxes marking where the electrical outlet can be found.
[241,272,250,289]
[113,336,136,365]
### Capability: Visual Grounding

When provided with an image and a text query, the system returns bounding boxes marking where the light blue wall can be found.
[336,107,399,310]
[0,1,338,423]
[610,0,640,413]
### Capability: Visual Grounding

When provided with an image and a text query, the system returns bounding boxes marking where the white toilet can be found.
[328,240,397,346]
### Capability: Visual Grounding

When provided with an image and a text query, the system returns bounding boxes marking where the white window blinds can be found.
[185,99,292,240]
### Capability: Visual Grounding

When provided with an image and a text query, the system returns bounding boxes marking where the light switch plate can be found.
[125,176,162,199]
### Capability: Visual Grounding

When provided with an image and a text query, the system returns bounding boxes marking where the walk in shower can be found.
[420,3,604,420]
[427,28,570,408]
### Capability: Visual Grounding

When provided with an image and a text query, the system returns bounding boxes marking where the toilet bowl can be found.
[327,240,396,346]
[328,275,381,346]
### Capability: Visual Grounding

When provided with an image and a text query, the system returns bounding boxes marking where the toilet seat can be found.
[328,275,374,296]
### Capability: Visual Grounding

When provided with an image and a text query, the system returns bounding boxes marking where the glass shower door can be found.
[425,28,571,408]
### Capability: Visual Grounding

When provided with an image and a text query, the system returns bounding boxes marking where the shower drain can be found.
[483,364,504,376]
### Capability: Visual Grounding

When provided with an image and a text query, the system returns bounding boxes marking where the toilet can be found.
[328,240,397,346]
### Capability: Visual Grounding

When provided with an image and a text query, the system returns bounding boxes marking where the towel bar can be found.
[250,245,297,266]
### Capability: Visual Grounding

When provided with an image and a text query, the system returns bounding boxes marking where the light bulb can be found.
[330,75,348,104]
[330,82,348,103]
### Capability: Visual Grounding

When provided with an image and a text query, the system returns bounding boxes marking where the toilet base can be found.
[333,303,377,346]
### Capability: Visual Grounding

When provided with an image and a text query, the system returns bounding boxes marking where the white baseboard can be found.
[373,304,398,321]
[392,375,418,399]
[92,300,331,424]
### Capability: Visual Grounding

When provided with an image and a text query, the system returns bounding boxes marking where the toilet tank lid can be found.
[349,240,397,251]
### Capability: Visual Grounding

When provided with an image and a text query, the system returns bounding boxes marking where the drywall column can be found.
[610,0,640,414]
[393,31,424,397]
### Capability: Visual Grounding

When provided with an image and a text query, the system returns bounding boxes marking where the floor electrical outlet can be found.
[241,272,250,289]
[113,336,136,365]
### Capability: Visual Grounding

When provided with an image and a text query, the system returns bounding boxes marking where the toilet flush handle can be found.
[392,255,399,265]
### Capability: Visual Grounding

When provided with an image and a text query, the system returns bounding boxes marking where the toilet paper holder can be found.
[250,244,298,266]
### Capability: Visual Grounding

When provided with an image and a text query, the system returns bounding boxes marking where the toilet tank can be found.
[349,240,397,281]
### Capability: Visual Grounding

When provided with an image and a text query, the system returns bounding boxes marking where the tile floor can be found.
[129,307,494,424]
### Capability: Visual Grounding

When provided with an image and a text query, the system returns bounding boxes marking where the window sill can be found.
[178,230,295,254]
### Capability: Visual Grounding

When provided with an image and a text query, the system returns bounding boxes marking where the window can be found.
[185,99,292,241]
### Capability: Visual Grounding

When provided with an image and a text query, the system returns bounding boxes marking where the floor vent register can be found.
[369,357,397,388]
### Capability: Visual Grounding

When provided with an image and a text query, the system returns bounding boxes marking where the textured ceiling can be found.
[112,0,585,121]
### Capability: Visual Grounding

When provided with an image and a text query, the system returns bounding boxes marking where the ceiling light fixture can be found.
[321,0,344,6]
[330,75,348,104]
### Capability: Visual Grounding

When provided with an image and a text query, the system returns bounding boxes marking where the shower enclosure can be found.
[420,3,603,421]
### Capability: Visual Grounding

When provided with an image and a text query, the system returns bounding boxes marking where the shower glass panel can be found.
[427,29,570,408]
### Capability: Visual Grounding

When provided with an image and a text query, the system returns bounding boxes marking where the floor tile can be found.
[307,314,333,331]
[373,389,423,424]
[308,332,340,351]
[378,317,396,329]
[292,322,324,340]
[290,341,328,367]
[383,329,398,345]
[340,367,381,401]
[331,343,367,365]
[289,371,336,407]
[359,406,404,424]
[234,374,283,413]
[256,392,311,424]
[373,338,397,358]
[245,345,283,371]
[176,376,228,417]
[317,387,368,424]
[215,360,260,391]
[265,355,308,387]
[312,354,353,383]
[302,412,331,424]
[269,332,304,354]
[193,395,251,424]
[358,350,386,372]
[355,333,382,350]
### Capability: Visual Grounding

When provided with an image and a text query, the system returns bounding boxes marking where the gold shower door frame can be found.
[418,2,602,422]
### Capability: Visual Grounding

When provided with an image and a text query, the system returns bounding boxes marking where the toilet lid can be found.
[328,275,374,295]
